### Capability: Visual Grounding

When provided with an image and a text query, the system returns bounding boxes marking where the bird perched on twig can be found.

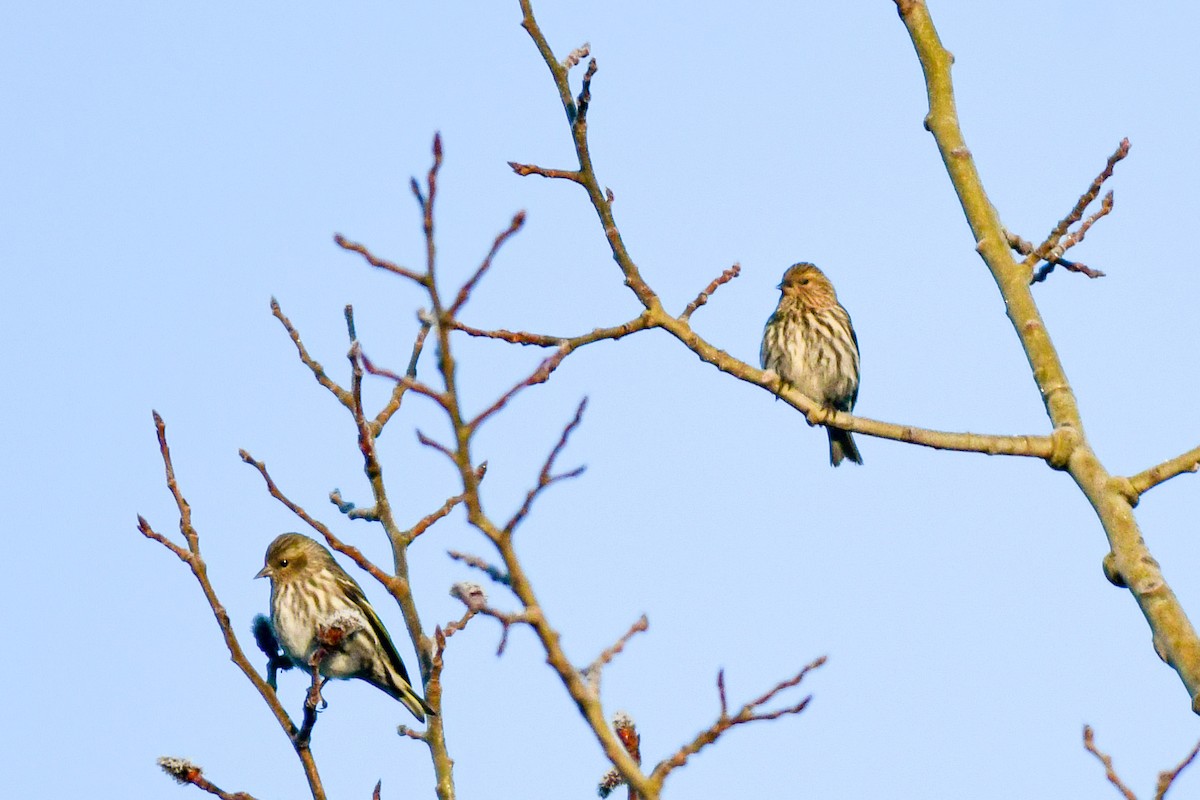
[256,532,433,722]
[761,262,863,467]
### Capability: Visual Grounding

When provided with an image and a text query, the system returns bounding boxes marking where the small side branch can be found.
[238,449,408,603]
[648,656,826,791]
[335,234,428,285]
[448,550,511,586]
[271,299,353,409]
[449,313,653,349]
[359,350,450,409]
[449,581,532,655]
[1005,232,1105,284]
[139,414,325,799]
[1082,726,1138,800]
[576,59,598,120]
[584,615,649,698]
[1128,444,1200,499]
[1023,138,1129,275]
[448,211,527,317]
[372,317,433,435]
[1157,738,1200,799]
[157,757,258,800]
[505,398,588,534]
[507,161,583,182]
[466,346,571,432]
[680,263,741,321]
[404,468,483,542]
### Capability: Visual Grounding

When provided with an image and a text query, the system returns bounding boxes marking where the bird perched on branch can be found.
[256,532,433,722]
[761,262,862,467]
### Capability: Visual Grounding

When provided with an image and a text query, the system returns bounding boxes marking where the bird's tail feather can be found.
[829,429,862,467]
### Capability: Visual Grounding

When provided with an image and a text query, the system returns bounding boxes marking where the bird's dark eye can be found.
[279,559,289,568]
[800,278,810,285]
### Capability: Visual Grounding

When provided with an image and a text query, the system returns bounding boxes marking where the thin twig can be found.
[507,161,583,182]
[1006,231,1104,284]
[373,318,433,435]
[584,615,649,697]
[238,449,409,603]
[448,550,511,586]
[1023,138,1130,273]
[505,398,588,534]
[140,414,325,799]
[448,211,527,317]
[680,264,741,321]
[577,58,597,120]
[156,757,259,800]
[448,313,653,348]
[1083,726,1138,800]
[360,350,449,409]
[271,298,353,408]
[648,656,826,790]
[335,234,428,285]
[587,616,649,676]
[1129,444,1200,499]
[1156,737,1200,799]
[466,346,571,432]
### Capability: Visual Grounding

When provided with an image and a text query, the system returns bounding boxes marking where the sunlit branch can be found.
[647,657,825,792]
[335,233,427,285]
[140,413,325,800]
[505,398,588,534]
[1129,444,1200,500]
[271,298,353,409]
[156,757,259,800]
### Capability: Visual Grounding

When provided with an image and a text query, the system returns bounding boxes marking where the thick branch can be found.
[894,0,1200,710]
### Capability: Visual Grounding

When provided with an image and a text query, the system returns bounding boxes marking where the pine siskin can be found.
[255,532,433,722]
[761,262,863,467]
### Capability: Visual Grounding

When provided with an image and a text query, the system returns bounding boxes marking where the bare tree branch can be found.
[271,298,353,408]
[140,413,325,800]
[680,263,741,321]
[1022,138,1129,275]
[1083,726,1139,800]
[1129,444,1200,500]
[894,0,1200,712]
[647,657,826,792]
[505,398,588,535]
[448,211,526,317]
[335,233,427,285]
[157,757,259,800]
[1156,737,1200,799]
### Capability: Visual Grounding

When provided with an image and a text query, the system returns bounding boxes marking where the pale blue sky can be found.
[4,2,1200,797]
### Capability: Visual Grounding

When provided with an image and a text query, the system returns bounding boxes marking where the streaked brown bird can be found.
[255,532,432,722]
[761,262,862,466]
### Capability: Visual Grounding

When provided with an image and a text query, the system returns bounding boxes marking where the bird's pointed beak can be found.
[254,565,271,580]
[776,281,783,290]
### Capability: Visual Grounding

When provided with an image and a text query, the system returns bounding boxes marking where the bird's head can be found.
[778,262,839,308]
[255,532,325,582]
